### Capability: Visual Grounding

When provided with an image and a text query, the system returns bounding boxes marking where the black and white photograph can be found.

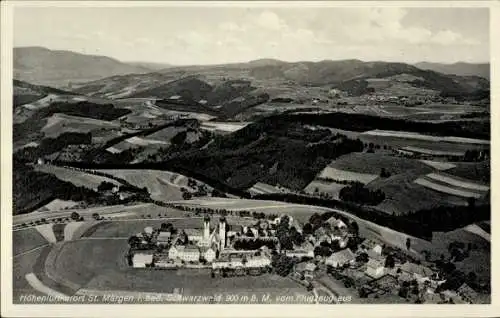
[1,1,496,316]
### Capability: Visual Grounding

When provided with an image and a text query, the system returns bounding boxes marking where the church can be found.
[168,216,228,263]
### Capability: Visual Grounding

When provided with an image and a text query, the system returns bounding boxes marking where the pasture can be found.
[330,153,432,175]
[356,131,487,153]
[362,129,489,145]
[200,122,250,133]
[95,169,183,201]
[318,167,379,184]
[45,240,129,290]
[13,247,50,301]
[13,228,48,256]
[419,160,457,171]
[427,173,489,192]
[125,136,170,146]
[52,223,67,242]
[303,180,345,199]
[81,218,204,238]
[414,178,481,199]
[447,161,490,184]
[368,172,468,216]
[41,113,120,138]
[178,198,338,224]
[248,182,284,195]
[35,199,79,212]
[33,165,121,191]
[414,173,489,199]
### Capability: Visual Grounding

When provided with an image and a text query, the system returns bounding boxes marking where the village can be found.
[126,208,489,304]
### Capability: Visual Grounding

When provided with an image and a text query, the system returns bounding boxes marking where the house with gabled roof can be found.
[325,248,355,267]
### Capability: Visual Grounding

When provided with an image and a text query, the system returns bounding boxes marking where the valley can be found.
[11,50,491,305]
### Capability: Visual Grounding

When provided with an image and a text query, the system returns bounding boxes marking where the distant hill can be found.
[13,79,75,108]
[72,59,489,103]
[415,62,490,80]
[14,47,151,88]
[127,62,173,71]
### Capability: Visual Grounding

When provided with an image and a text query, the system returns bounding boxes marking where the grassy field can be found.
[95,169,183,201]
[318,167,379,184]
[413,172,489,200]
[427,173,489,191]
[35,199,79,212]
[13,246,50,301]
[13,228,48,256]
[248,182,285,195]
[419,160,457,171]
[46,240,129,290]
[38,238,305,301]
[200,122,250,133]
[303,180,345,199]
[180,198,338,224]
[341,129,489,152]
[33,165,121,191]
[447,161,490,184]
[41,113,120,138]
[81,218,204,238]
[362,130,489,145]
[52,223,67,242]
[330,153,432,176]
[368,172,468,215]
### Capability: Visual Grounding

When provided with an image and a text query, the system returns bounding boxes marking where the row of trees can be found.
[339,182,386,206]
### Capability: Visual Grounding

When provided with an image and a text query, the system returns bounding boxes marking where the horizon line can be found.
[14,45,491,67]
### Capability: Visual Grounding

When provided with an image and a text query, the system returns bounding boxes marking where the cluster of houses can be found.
[291,235,488,304]
[131,215,288,271]
[127,210,487,304]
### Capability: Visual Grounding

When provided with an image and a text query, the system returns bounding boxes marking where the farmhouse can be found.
[285,241,315,258]
[132,253,153,268]
[326,217,347,229]
[399,262,434,284]
[365,258,385,279]
[295,262,317,280]
[325,248,355,268]
[157,232,171,246]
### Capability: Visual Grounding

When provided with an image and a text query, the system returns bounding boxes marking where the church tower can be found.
[203,216,210,241]
[219,217,226,251]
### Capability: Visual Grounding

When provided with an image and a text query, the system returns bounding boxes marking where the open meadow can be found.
[41,113,120,138]
[303,180,345,199]
[414,172,489,199]
[13,246,51,301]
[368,172,468,215]
[329,152,433,175]
[317,167,378,184]
[95,169,183,201]
[13,228,49,256]
[33,165,121,191]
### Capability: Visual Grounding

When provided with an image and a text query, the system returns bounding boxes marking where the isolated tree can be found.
[71,212,80,221]
[385,255,395,268]
[406,238,411,251]
[97,181,115,192]
[92,213,100,220]
[128,235,140,247]
[303,223,313,235]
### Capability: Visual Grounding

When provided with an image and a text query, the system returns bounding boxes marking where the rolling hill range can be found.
[13,79,75,108]
[14,47,152,88]
[415,62,490,80]
[69,58,489,103]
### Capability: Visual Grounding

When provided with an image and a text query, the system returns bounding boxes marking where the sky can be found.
[13,6,490,65]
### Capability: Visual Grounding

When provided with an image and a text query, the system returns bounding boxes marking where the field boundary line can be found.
[14,244,50,258]
[25,273,69,298]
